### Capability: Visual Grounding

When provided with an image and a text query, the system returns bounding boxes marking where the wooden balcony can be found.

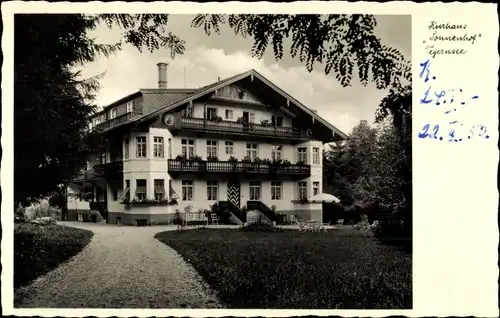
[94,112,142,131]
[167,159,311,177]
[170,115,307,140]
[94,161,123,177]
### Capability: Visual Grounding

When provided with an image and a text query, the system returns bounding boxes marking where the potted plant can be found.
[175,154,187,162]
[260,119,271,126]
[237,116,248,125]
[190,155,203,162]
[207,156,219,162]
[168,197,179,206]
[261,158,272,165]
[296,160,305,165]
[282,159,291,167]
[241,156,252,163]
[299,198,309,205]
[210,115,223,123]
[228,156,238,163]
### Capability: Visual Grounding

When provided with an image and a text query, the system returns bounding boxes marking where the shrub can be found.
[31,216,58,225]
[353,214,372,233]
[22,199,61,221]
[14,223,93,289]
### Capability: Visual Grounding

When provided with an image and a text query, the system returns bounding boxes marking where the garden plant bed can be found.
[155,229,412,309]
[14,223,94,288]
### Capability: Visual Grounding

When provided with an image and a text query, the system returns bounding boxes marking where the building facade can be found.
[67,64,347,225]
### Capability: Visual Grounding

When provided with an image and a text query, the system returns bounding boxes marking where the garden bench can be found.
[183,213,208,226]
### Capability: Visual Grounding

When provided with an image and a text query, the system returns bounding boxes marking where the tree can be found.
[14,14,185,206]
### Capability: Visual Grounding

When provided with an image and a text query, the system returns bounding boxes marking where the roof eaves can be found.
[251,70,348,140]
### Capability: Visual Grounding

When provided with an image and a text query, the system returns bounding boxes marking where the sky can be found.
[81,14,411,134]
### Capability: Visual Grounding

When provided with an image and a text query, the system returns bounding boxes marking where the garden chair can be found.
[321,220,330,232]
[298,221,307,232]
[311,222,321,232]
[210,213,219,225]
[337,219,344,225]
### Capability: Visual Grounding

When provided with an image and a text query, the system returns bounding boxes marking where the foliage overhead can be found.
[191,14,411,89]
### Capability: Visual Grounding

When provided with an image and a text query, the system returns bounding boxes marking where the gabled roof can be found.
[100,69,348,140]
[138,69,347,139]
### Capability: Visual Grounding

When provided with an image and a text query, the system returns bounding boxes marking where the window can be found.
[124,138,130,159]
[313,182,320,196]
[182,180,194,201]
[153,137,164,158]
[77,213,84,221]
[271,145,283,161]
[206,107,217,120]
[181,139,195,159]
[136,219,148,227]
[100,151,106,164]
[135,179,147,201]
[136,136,147,158]
[313,147,320,164]
[126,101,134,113]
[246,143,258,160]
[206,140,218,158]
[249,181,261,200]
[168,138,172,159]
[94,117,101,126]
[297,147,308,164]
[154,179,165,200]
[207,181,218,201]
[225,141,234,155]
[249,113,255,123]
[225,109,233,120]
[110,108,117,119]
[271,182,282,200]
[298,182,307,200]
[272,116,283,127]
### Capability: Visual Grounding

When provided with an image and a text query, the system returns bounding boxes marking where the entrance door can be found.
[227,181,241,208]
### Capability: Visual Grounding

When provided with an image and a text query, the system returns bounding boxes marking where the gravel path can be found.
[14,222,223,308]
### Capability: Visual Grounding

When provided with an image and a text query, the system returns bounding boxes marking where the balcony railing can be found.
[167,159,311,176]
[94,161,124,176]
[94,112,142,130]
[175,116,305,139]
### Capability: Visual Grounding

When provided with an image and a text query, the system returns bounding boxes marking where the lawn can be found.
[14,223,94,288]
[155,228,412,309]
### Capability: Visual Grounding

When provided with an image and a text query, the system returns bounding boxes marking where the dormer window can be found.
[110,108,117,119]
[126,101,134,113]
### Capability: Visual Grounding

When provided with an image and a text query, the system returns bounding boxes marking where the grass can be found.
[155,228,412,309]
[14,223,93,289]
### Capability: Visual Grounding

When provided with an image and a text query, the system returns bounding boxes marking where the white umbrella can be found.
[310,193,341,204]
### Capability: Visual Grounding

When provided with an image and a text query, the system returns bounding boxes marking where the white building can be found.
[67,63,347,225]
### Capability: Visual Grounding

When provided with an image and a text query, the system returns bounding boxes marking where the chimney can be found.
[157,62,168,89]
